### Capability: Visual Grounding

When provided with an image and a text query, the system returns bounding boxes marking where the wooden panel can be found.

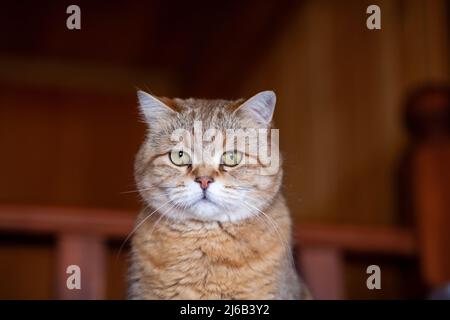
[296,223,416,256]
[0,238,53,299]
[298,247,345,299]
[413,144,450,286]
[0,86,145,210]
[0,205,134,238]
[55,233,106,299]
[404,83,450,288]
[239,0,449,226]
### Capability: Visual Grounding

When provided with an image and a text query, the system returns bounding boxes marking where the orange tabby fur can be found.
[129,195,305,299]
[128,91,309,299]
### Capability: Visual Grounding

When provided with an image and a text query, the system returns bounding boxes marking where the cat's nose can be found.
[194,176,214,190]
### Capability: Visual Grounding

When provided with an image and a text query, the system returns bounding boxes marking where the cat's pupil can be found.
[178,151,183,158]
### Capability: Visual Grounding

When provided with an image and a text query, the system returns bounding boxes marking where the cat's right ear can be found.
[137,90,177,124]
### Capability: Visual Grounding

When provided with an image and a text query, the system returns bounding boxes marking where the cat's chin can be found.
[180,200,253,223]
[189,199,225,220]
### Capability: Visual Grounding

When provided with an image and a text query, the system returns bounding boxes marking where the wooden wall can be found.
[0,87,142,210]
[238,0,449,225]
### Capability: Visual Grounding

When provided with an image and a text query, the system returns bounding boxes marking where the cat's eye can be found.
[221,150,243,167]
[169,150,192,166]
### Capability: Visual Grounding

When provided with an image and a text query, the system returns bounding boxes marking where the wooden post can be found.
[405,85,450,288]
[55,233,106,300]
[298,247,345,300]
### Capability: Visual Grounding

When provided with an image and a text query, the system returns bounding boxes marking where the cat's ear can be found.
[234,91,276,125]
[137,90,177,124]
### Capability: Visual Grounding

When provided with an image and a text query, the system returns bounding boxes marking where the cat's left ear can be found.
[234,91,276,125]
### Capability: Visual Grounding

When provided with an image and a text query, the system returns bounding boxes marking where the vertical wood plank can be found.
[55,233,106,300]
[413,145,450,287]
[298,247,345,300]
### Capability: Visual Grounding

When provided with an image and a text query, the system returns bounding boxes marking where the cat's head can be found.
[134,90,282,222]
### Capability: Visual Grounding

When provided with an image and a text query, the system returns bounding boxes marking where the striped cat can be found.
[128,90,309,299]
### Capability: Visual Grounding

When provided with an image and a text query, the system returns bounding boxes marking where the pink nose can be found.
[195,176,214,190]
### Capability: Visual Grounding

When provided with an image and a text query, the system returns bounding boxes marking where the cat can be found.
[128,90,310,299]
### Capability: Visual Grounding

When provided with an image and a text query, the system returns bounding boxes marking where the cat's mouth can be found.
[196,192,216,205]
[199,198,213,204]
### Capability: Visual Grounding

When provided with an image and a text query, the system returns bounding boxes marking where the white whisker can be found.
[116,198,173,260]
[241,200,296,270]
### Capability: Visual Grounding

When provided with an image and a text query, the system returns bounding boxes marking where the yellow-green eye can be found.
[221,150,243,167]
[169,150,192,166]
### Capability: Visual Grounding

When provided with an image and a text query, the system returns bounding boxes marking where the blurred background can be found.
[0,0,449,299]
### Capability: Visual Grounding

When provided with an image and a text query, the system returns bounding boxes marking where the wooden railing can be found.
[295,223,416,299]
[0,204,417,299]
[405,85,450,289]
[0,205,133,299]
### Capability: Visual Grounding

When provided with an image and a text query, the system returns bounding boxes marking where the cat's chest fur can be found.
[128,199,299,299]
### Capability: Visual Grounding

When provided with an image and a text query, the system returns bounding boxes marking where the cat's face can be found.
[134,90,282,222]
